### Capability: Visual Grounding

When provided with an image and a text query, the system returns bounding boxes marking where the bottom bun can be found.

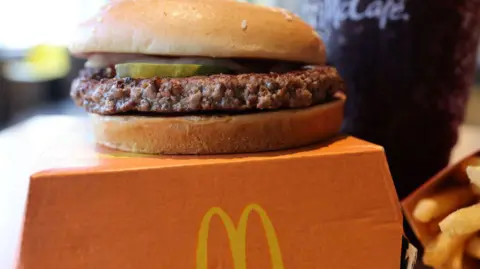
[90,94,346,155]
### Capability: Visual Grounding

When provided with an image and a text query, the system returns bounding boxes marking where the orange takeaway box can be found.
[12,115,417,269]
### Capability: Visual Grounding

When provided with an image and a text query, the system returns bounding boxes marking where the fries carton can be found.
[403,152,480,244]
[15,116,415,269]
[402,151,480,268]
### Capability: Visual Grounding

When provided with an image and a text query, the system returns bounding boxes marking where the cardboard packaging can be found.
[402,151,480,267]
[16,116,415,269]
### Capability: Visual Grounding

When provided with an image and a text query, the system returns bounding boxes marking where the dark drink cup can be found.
[302,0,480,200]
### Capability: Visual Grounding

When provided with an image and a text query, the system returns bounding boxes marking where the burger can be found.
[69,0,345,155]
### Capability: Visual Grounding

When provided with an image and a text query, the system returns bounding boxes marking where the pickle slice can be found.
[115,63,230,78]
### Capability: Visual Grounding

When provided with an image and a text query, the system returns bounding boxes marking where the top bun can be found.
[68,0,326,64]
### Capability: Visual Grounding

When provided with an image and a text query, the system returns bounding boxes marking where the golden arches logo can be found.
[196,204,284,269]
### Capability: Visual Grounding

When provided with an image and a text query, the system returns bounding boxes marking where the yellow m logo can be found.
[196,204,284,269]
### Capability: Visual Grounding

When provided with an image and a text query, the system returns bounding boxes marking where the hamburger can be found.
[69,0,346,154]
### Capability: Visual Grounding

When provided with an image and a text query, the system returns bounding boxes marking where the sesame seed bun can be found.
[90,94,345,155]
[68,0,326,64]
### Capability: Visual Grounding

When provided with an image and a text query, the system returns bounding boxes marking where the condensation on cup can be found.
[301,0,480,199]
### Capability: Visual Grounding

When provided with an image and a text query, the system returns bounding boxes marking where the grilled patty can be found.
[70,66,344,115]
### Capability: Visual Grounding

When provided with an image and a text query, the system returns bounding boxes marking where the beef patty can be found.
[70,66,344,115]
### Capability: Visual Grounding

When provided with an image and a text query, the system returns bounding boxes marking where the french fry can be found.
[445,243,465,269]
[413,186,476,223]
[466,235,480,259]
[467,165,480,189]
[440,204,480,236]
[453,157,480,183]
[450,244,465,269]
[423,232,470,268]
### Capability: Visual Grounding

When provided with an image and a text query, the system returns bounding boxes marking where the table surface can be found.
[0,116,479,269]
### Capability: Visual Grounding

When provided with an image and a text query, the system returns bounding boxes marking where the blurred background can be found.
[0,0,479,131]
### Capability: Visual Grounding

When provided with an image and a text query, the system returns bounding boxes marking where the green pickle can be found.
[115,63,230,78]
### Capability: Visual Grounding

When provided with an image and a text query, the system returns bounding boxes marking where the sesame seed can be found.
[97,17,103,22]
[92,27,97,33]
[241,20,248,30]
